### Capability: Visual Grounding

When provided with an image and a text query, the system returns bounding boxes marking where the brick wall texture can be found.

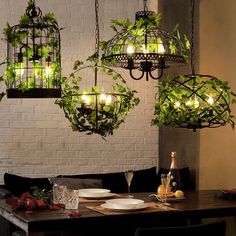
[0,0,158,183]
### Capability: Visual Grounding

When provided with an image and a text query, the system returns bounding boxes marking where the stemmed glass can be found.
[161,174,171,206]
[124,170,134,198]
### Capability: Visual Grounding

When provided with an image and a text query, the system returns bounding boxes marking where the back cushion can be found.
[61,166,159,193]
[49,177,103,189]
[4,173,53,196]
[131,167,159,192]
[4,166,159,195]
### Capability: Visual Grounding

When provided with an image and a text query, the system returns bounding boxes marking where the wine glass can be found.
[161,174,171,206]
[124,170,134,198]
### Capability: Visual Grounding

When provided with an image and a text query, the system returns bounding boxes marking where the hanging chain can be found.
[143,0,148,11]
[95,0,99,58]
[190,0,195,74]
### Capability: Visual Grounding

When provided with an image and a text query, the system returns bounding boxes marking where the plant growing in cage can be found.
[55,56,140,138]
[3,0,62,98]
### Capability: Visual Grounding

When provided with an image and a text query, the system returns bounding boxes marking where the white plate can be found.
[79,192,116,199]
[79,188,111,198]
[101,203,148,211]
[105,198,144,209]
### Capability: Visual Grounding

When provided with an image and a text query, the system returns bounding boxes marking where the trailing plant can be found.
[152,75,236,131]
[55,56,140,138]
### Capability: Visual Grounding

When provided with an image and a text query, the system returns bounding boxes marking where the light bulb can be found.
[105,95,112,105]
[127,45,134,54]
[81,94,91,106]
[16,63,24,77]
[174,101,180,108]
[158,43,165,54]
[100,93,106,105]
[45,62,51,77]
[143,47,149,54]
[19,67,24,77]
[185,100,192,107]
[194,99,199,108]
[207,96,214,105]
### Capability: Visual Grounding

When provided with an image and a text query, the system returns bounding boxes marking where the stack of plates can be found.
[79,188,115,199]
[101,198,147,211]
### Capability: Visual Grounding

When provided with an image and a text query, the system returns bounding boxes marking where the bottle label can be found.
[169,169,180,192]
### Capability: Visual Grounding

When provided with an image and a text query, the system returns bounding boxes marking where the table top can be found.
[0,190,236,234]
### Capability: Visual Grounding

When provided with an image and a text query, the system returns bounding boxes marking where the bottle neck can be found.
[170,157,177,169]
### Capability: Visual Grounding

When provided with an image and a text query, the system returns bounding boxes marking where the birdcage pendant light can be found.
[55,0,139,138]
[152,0,236,131]
[101,0,189,81]
[5,0,61,98]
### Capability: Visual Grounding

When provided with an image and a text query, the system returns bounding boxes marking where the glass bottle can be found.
[168,151,181,192]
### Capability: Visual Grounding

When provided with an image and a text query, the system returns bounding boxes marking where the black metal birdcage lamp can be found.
[5,0,61,98]
[101,0,189,81]
[152,0,236,131]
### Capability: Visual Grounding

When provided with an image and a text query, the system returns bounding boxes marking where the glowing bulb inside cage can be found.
[105,95,112,105]
[81,94,91,106]
[142,47,149,54]
[127,45,135,54]
[185,100,192,107]
[194,99,199,108]
[207,96,214,105]
[158,43,165,54]
[45,62,51,77]
[19,65,24,77]
[100,93,107,105]
[174,101,181,108]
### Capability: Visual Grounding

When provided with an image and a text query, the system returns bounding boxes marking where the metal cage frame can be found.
[102,11,187,81]
[6,0,61,98]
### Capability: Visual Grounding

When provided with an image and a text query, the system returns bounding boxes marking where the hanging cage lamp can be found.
[55,0,139,138]
[101,0,190,81]
[4,0,61,98]
[152,0,236,131]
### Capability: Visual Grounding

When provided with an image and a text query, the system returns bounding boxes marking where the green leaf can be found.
[20,14,30,24]
[87,53,98,63]
[73,60,83,70]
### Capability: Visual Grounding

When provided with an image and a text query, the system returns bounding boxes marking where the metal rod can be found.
[190,0,195,75]
[94,0,99,129]
[143,0,148,11]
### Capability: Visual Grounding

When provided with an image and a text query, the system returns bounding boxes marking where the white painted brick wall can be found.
[0,0,159,183]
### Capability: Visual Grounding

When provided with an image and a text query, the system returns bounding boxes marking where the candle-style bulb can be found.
[158,43,165,54]
[105,95,112,105]
[127,45,135,54]
[100,93,106,105]
[142,45,149,54]
[45,62,51,76]
[19,63,24,77]
[194,99,199,108]
[81,94,91,106]
[174,101,180,108]
[185,100,192,107]
[207,96,214,105]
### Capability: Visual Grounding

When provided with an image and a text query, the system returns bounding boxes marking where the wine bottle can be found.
[168,151,181,192]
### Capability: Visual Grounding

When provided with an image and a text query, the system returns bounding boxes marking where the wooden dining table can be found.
[0,190,236,236]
